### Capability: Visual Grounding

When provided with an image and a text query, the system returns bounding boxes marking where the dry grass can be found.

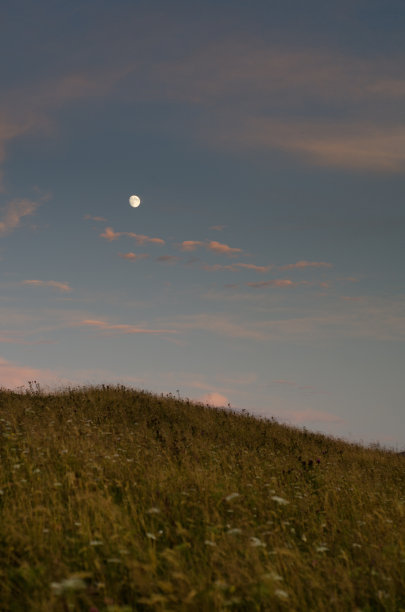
[0,384,404,611]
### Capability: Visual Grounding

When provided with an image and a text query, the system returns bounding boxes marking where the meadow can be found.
[0,384,404,611]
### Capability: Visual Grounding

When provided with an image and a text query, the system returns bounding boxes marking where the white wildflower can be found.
[275,589,289,600]
[250,537,266,547]
[226,528,242,535]
[225,492,241,502]
[146,532,156,540]
[316,545,329,553]
[204,540,217,547]
[271,496,289,505]
[147,507,160,514]
[89,540,103,546]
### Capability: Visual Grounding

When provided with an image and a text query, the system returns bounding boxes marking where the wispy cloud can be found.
[0,198,42,236]
[226,120,405,172]
[118,252,148,261]
[22,280,72,293]
[100,227,165,245]
[247,279,300,288]
[280,260,332,270]
[178,239,242,256]
[0,356,59,389]
[80,319,176,335]
[84,214,107,222]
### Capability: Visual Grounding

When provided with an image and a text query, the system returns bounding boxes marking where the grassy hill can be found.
[0,385,404,611]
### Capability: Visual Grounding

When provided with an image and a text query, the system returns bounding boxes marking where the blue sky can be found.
[1,0,404,448]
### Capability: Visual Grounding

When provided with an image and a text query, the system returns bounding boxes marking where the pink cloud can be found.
[179,240,204,251]
[0,198,41,236]
[235,263,272,273]
[210,225,226,231]
[280,260,333,270]
[206,240,242,256]
[22,280,72,293]
[118,252,148,261]
[247,279,297,288]
[200,392,230,407]
[100,227,164,245]
[0,356,59,389]
[282,409,344,425]
[80,319,176,335]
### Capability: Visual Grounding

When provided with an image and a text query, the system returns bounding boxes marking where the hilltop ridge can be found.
[0,385,404,610]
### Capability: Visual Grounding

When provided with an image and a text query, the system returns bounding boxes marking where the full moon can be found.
[129,194,141,208]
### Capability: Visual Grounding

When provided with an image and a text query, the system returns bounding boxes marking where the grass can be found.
[0,384,404,611]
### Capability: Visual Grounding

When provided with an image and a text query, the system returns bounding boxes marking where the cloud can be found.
[22,280,72,293]
[280,260,332,270]
[247,279,298,288]
[206,240,242,256]
[226,119,405,172]
[100,227,165,245]
[0,356,59,389]
[80,319,176,335]
[210,225,226,231]
[118,252,148,261]
[178,240,204,251]
[178,240,242,256]
[199,392,229,407]
[0,198,41,236]
[235,263,272,273]
[84,214,107,222]
[281,408,344,425]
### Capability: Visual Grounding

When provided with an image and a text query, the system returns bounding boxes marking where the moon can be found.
[129,194,141,208]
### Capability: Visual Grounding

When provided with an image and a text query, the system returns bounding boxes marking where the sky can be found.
[0,0,404,449]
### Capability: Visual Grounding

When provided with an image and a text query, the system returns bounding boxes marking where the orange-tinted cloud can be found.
[80,319,176,335]
[247,279,297,288]
[0,198,41,236]
[179,239,242,256]
[100,227,165,245]
[22,280,72,293]
[118,252,148,261]
[200,392,229,407]
[280,260,332,270]
[0,356,58,389]
[206,240,242,256]
[179,240,204,251]
[235,263,272,273]
[229,120,405,172]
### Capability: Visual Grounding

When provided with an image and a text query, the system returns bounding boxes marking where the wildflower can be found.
[275,589,289,600]
[146,532,156,540]
[53,482,62,487]
[316,545,329,553]
[250,537,266,547]
[147,507,160,514]
[226,528,242,535]
[107,558,121,564]
[271,496,289,505]
[51,577,86,595]
[89,540,103,546]
[204,540,217,547]
[225,492,240,502]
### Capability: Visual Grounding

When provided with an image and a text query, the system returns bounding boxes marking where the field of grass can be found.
[0,384,404,611]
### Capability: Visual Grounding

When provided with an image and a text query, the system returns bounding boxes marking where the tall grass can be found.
[0,384,404,611]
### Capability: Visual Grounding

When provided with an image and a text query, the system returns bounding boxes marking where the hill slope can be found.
[0,385,404,611]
